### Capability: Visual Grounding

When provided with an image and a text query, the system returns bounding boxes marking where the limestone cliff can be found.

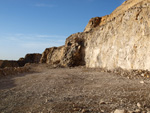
[85,0,150,70]
[41,0,150,70]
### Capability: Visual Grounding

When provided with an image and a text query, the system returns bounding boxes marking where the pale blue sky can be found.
[0,0,124,60]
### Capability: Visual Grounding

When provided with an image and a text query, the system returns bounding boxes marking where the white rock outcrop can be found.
[41,0,150,70]
[85,0,150,70]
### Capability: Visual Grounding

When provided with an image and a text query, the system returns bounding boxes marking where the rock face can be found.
[85,0,150,70]
[41,0,150,70]
[84,15,109,32]
[61,33,86,67]
[0,60,20,68]
[84,17,102,32]
[40,46,64,65]
[0,53,42,68]
[40,33,86,67]
[21,53,42,64]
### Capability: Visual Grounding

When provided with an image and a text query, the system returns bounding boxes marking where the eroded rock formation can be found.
[21,53,42,64]
[84,17,102,32]
[0,60,20,68]
[40,46,64,65]
[0,53,42,68]
[60,33,86,67]
[41,0,150,70]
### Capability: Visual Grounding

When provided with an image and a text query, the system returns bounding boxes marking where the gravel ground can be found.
[0,64,150,113]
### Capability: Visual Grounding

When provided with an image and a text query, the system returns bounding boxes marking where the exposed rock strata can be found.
[41,0,150,70]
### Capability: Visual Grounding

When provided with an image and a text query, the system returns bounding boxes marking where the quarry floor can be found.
[0,64,150,113]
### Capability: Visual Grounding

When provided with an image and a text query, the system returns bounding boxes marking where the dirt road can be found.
[0,64,150,113]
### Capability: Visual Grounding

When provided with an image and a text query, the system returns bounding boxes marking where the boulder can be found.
[114,109,127,113]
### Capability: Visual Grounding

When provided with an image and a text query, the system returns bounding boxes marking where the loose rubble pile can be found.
[90,67,150,80]
[111,68,150,80]
[113,108,150,113]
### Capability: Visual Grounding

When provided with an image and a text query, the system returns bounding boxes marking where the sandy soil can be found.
[0,64,150,113]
